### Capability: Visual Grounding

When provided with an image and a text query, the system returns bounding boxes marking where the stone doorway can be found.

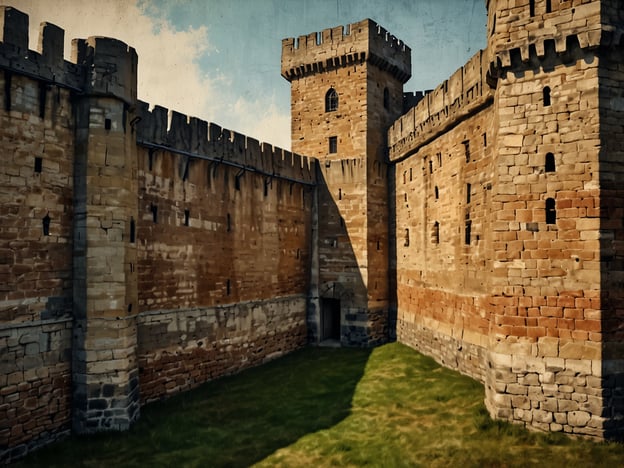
[321,298,341,342]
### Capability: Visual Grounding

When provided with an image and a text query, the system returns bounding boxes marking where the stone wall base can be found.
[397,316,486,383]
[137,295,308,403]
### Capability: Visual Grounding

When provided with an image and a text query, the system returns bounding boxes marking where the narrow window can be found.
[409,167,413,181]
[130,217,136,243]
[404,228,410,247]
[104,118,112,130]
[403,171,407,184]
[296,248,301,259]
[38,82,47,119]
[543,86,551,107]
[546,0,552,13]
[429,160,433,174]
[325,88,339,112]
[545,152,555,172]
[34,156,43,173]
[529,0,535,16]
[377,239,381,251]
[483,132,487,147]
[465,220,472,245]
[463,140,470,162]
[466,183,471,204]
[227,213,231,232]
[4,71,12,111]
[329,136,338,154]
[235,173,242,191]
[338,188,342,200]
[148,149,154,171]
[434,186,439,200]
[383,87,390,110]
[432,221,440,244]
[546,198,556,224]
[42,214,51,236]
[226,279,231,296]
[184,209,190,226]
[437,153,442,168]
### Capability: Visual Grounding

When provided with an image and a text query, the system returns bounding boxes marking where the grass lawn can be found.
[15,342,624,467]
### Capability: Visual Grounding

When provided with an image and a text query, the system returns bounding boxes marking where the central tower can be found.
[282,19,411,346]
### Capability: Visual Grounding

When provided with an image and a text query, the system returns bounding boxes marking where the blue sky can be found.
[5,0,486,148]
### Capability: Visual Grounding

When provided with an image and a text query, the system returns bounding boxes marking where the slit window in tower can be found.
[463,140,470,162]
[433,221,440,244]
[130,217,136,243]
[545,152,555,172]
[543,86,551,106]
[42,214,50,236]
[404,228,410,247]
[34,156,42,173]
[529,0,535,16]
[465,220,472,245]
[383,87,390,110]
[184,209,190,226]
[151,205,158,223]
[466,183,471,204]
[329,136,337,154]
[546,198,556,224]
[105,118,112,130]
[325,88,339,112]
[434,186,439,200]
[546,0,552,13]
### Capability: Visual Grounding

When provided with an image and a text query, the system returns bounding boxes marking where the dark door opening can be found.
[321,298,341,341]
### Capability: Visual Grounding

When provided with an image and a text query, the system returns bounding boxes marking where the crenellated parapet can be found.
[281,18,411,83]
[136,101,317,185]
[486,0,624,74]
[0,6,82,89]
[388,50,493,162]
[0,6,137,104]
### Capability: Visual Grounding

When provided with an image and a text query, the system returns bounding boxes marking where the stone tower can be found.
[484,0,624,438]
[281,19,411,346]
[71,37,140,432]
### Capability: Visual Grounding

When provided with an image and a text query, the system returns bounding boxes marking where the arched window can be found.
[545,153,555,172]
[325,88,338,112]
[383,87,390,110]
[543,86,551,107]
[546,198,556,224]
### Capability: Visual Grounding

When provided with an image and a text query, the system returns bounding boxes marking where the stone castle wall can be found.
[0,7,316,462]
[390,0,624,439]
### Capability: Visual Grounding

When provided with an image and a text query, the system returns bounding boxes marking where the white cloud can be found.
[0,0,291,149]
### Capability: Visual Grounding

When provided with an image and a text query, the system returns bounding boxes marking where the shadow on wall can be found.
[314,170,386,347]
[15,347,372,467]
[599,43,624,440]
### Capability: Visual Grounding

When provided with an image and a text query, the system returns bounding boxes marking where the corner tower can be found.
[484,0,624,438]
[282,20,411,346]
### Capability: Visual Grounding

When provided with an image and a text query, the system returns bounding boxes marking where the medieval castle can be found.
[1,0,624,462]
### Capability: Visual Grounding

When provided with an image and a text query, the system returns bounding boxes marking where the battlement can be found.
[0,6,137,103]
[486,1,622,72]
[0,6,82,89]
[388,50,493,161]
[281,18,411,83]
[136,101,317,185]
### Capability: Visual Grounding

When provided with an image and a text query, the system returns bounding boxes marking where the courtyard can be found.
[14,343,624,467]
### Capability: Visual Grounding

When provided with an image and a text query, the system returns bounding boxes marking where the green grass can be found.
[15,343,624,467]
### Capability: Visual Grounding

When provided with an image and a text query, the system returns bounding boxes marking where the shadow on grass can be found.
[15,346,372,468]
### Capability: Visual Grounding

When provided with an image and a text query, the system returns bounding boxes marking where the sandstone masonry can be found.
[1,0,624,463]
